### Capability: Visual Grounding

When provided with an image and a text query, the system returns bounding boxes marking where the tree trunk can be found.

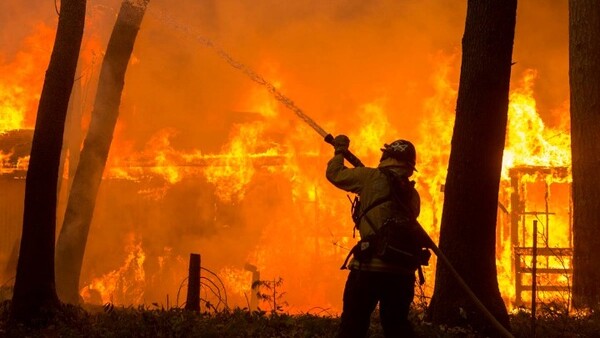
[569,0,600,310]
[428,0,515,335]
[55,0,149,304]
[58,63,84,196]
[10,0,86,324]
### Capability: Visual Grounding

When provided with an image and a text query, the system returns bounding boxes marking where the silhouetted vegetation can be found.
[2,297,600,337]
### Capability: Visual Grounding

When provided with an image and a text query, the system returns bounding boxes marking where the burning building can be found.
[0,0,571,313]
[506,165,572,307]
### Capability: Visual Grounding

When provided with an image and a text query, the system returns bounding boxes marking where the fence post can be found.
[185,253,201,311]
[532,220,538,336]
[245,263,260,310]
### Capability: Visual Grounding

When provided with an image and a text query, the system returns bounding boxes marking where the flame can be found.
[16,155,30,171]
[4,58,572,312]
[0,151,13,174]
[203,84,285,202]
[503,69,571,178]
[136,128,186,184]
[220,266,253,303]
[80,236,146,305]
[0,90,25,132]
[1,13,575,312]
[499,71,571,308]
[204,123,275,202]
[0,23,54,132]
[352,101,397,158]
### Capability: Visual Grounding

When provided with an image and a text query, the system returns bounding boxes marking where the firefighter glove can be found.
[333,135,350,154]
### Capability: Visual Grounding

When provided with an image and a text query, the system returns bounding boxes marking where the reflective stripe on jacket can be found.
[326,154,421,273]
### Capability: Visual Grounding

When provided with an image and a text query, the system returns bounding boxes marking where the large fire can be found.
[0,1,572,314]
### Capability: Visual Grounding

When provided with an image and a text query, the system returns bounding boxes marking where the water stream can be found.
[149,8,329,139]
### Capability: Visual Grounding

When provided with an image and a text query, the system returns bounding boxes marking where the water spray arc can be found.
[154,9,513,338]
[209,44,365,167]
[152,10,364,167]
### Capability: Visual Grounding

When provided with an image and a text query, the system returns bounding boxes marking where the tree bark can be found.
[10,0,86,324]
[569,0,600,310]
[55,0,149,304]
[428,0,515,335]
[58,63,84,196]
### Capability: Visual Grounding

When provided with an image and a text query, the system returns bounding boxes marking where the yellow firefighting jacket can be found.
[326,153,421,273]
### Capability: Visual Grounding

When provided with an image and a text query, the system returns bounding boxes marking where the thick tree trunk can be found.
[55,0,149,304]
[428,0,515,335]
[569,0,600,310]
[10,0,86,324]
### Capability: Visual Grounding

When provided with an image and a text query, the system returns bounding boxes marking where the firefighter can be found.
[326,134,421,338]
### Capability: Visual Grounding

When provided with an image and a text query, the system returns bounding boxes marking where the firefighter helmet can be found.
[381,139,417,170]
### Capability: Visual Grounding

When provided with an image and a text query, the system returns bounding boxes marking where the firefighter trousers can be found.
[337,269,415,338]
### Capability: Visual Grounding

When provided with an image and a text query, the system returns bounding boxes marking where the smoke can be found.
[0,0,55,57]
[0,0,571,312]
[513,1,569,127]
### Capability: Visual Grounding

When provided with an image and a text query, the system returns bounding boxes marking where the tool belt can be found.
[340,218,431,285]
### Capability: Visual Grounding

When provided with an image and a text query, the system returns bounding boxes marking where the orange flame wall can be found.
[0,0,570,312]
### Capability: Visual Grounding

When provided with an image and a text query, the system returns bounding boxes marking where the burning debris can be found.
[0,129,33,175]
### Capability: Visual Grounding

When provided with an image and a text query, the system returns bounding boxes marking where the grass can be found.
[1,299,600,337]
[0,303,340,338]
